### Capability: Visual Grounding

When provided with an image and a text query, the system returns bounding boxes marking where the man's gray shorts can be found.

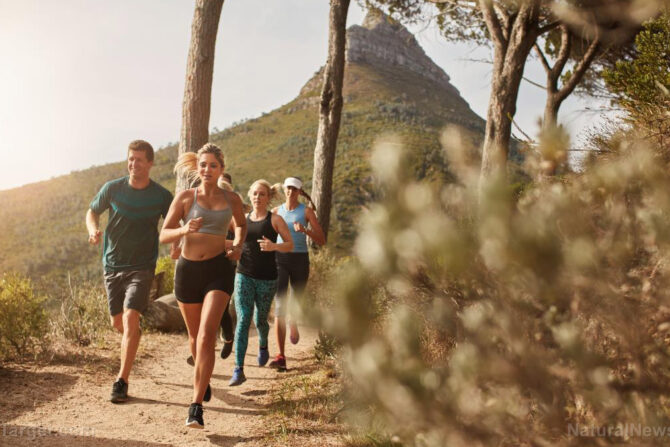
[103,269,154,316]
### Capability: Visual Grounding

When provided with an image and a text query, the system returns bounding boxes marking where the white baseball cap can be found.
[283,177,303,189]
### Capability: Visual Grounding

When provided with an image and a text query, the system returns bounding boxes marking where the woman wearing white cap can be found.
[268,176,325,371]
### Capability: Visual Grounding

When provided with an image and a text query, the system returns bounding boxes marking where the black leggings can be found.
[220,296,234,341]
[220,259,236,341]
[274,252,310,318]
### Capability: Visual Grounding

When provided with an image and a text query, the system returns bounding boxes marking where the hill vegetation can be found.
[0,59,486,288]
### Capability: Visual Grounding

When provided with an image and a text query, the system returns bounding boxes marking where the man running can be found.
[86,140,173,403]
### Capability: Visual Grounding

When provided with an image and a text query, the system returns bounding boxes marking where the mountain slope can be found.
[0,12,486,284]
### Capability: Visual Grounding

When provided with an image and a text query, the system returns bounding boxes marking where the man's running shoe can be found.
[186,355,195,366]
[110,378,128,403]
[203,384,211,402]
[268,354,287,372]
[185,403,204,429]
[229,367,246,386]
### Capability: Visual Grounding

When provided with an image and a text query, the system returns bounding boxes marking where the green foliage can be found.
[49,275,109,347]
[601,14,670,156]
[155,255,175,295]
[603,14,670,108]
[0,273,48,359]
[320,130,670,445]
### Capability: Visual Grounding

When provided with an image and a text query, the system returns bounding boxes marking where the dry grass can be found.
[263,359,346,446]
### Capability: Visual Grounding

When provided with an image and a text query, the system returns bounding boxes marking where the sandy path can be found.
[0,326,317,447]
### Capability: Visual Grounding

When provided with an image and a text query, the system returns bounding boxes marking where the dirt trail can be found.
[0,326,317,446]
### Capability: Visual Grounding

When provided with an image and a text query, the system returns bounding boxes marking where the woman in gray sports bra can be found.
[160,143,247,430]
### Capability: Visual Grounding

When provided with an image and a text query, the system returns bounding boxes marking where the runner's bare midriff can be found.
[182,232,228,261]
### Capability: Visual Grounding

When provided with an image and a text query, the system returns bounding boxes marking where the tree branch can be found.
[508,112,534,143]
[556,36,600,103]
[534,43,552,74]
[523,76,547,90]
[478,0,507,50]
[493,4,511,40]
[551,24,572,81]
[538,20,560,35]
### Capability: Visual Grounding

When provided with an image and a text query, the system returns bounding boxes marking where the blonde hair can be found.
[174,143,225,188]
[248,179,282,203]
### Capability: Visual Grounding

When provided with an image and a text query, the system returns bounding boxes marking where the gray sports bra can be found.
[184,188,232,236]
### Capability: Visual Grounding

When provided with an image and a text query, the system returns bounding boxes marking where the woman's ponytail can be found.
[300,189,316,211]
[174,152,199,187]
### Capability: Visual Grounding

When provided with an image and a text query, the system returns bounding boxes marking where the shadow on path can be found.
[0,369,78,423]
[0,424,174,447]
[206,433,264,447]
[127,395,265,416]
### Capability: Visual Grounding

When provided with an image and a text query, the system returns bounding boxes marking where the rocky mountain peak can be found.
[347,10,460,96]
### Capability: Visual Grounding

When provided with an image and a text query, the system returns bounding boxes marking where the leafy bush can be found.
[321,131,670,446]
[155,255,175,295]
[602,14,670,157]
[50,275,109,346]
[603,14,670,109]
[0,273,48,359]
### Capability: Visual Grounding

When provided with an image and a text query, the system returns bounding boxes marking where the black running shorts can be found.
[175,252,235,303]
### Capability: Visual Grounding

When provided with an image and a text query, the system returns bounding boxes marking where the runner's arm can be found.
[303,207,326,246]
[86,209,102,245]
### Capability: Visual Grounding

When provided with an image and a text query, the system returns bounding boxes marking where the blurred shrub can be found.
[307,248,352,308]
[321,129,670,446]
[50,275,109,346]
[0,273,48,359]
[155,255,175,295]
[306,249,357,362]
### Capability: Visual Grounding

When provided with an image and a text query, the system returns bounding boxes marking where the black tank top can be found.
[237,211,279,280]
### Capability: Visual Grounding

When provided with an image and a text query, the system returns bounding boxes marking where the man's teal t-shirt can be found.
[90,177,173,272]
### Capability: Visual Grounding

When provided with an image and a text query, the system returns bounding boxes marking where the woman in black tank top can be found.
[228,180,294,386]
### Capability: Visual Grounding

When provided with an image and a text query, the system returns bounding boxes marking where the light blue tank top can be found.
[277,203,308,252]
[184,188,232,236]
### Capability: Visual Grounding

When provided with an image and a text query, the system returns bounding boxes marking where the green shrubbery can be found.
[0,273,48,359]
[155,255,175,295]
[49,275,109,347]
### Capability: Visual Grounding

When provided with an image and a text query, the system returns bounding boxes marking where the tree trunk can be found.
[543,95,560,128]
[310,0,350,244]
[177,0,225,192]
[478,0,541,192]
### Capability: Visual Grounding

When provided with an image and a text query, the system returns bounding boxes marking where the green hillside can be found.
[0,60,485,287]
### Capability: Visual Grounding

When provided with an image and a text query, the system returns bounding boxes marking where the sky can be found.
[0,0,609,191]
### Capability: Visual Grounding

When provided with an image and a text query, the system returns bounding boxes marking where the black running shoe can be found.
[220,340,233,359]
[187,355,195,366]
[110,378,128,403]
[185,403,204,429]
[203,384,211,402]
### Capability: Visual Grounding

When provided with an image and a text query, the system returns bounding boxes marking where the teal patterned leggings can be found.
[233,273,277,367]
